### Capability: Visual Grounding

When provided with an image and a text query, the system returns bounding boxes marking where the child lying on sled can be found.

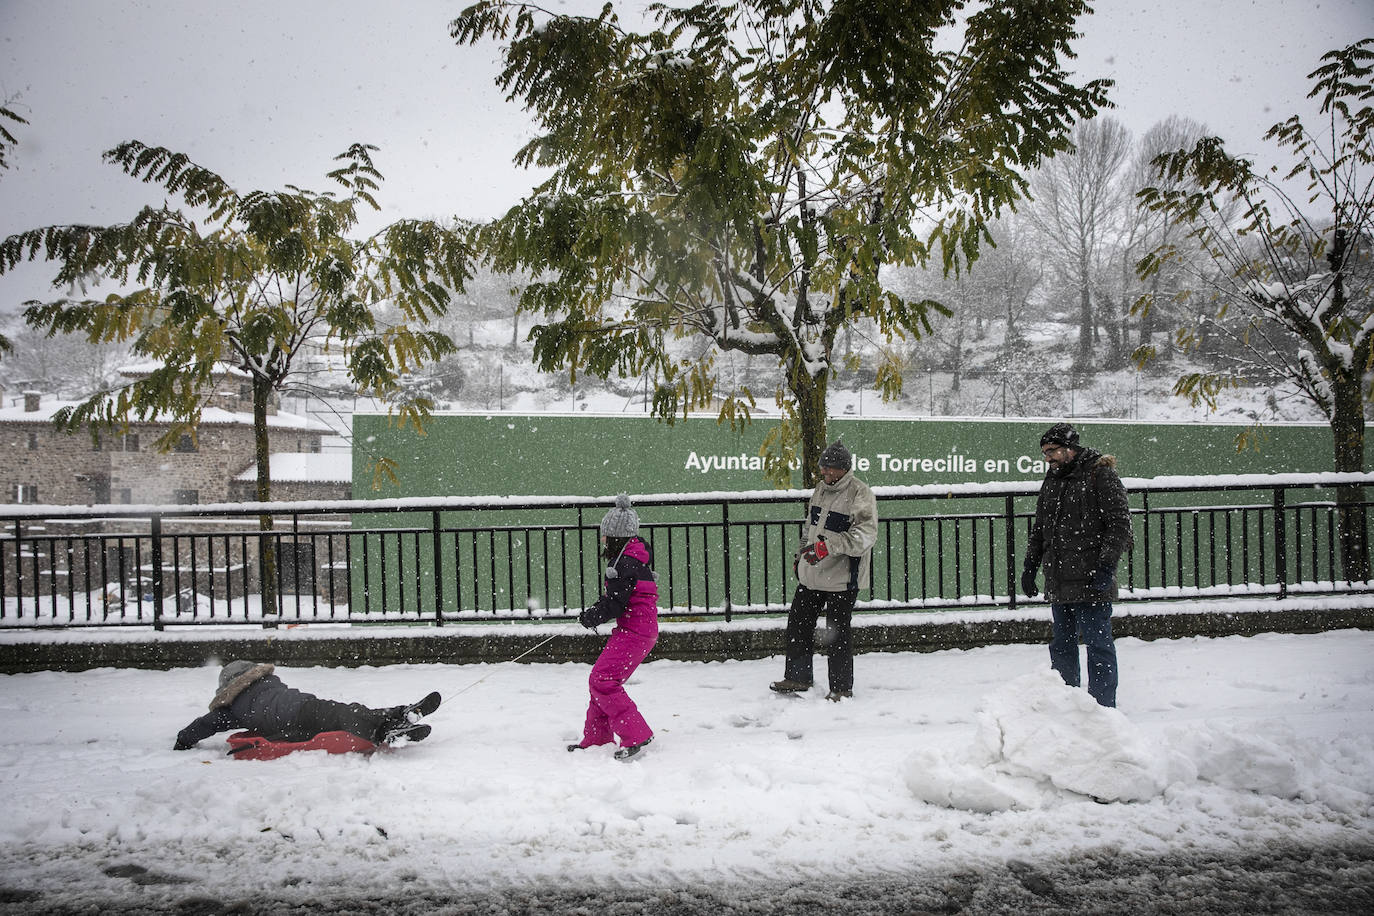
[174,660,440,752]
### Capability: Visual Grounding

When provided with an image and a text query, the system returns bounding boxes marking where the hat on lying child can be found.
[599,493,640,539]
[211,660,275,709]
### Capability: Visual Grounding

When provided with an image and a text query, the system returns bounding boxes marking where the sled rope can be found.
[446,627,570,699]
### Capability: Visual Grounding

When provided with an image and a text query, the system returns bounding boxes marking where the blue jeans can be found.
[1049,602,1117,707]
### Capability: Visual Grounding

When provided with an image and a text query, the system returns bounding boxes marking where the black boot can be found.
[614,736,653,761]
[381,721,432,745]
[402,692,442,722]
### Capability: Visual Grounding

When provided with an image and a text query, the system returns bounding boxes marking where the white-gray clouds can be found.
[1,0,1369,313]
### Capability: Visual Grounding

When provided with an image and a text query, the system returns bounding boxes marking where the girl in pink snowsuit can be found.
[569,494,659,760]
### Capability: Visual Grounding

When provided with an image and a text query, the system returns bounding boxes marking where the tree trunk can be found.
[1075,255,1092,371]
[791,365,828,489]
[1100,294,1124,369]
[1137,272,1159,352]
[1005,294,1020,349]
[253,374,280,623]
[1327,229,1368,582]
[948,321,966,394]
[1330,372,1368,581]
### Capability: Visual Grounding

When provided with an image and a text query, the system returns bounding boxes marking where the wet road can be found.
[2,840,1371,915]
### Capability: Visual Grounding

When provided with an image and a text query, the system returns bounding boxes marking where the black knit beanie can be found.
[1040,423,1081,449]
[819,440,852,471]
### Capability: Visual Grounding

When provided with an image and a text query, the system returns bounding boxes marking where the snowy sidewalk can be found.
[0,631,1371,913]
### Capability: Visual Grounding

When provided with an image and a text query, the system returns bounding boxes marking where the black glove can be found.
[1020,566,1039,598]
[577,608,597,630]
[173,740,193,751]
[1091,567,1114,592]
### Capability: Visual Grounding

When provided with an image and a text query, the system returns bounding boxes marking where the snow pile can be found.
[904,664,1374,819]
[905,669,1183,810]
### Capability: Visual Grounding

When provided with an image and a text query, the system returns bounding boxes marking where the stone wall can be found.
[0,418,324,507]
[1,603,1369,673]
[1,424,111,505]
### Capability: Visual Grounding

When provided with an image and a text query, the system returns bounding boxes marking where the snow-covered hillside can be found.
[279,314,1324,440]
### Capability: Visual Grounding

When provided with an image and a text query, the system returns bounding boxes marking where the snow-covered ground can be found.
[1,630,1371,913]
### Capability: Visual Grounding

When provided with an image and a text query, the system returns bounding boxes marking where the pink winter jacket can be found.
[579,537,659,639]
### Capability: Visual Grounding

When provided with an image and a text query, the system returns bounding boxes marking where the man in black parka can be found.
[1021,423,1132,707]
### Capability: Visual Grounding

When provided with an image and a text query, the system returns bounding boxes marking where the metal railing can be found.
[2,473,1371,628]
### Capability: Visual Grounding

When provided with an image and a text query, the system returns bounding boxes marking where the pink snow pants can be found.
[581,628,656,748]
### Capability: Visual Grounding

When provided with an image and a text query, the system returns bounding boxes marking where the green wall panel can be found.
[344,414,1344,618]
[352,414,1338,497]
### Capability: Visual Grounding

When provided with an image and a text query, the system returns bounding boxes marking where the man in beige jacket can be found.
[770,440,878,701]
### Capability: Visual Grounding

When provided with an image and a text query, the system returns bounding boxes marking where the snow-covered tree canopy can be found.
[453,0,1110,485]
[1136,38,1374,580]
[1137,39,1374,431]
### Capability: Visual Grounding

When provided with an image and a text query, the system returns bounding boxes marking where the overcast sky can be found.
[1,0,1370,315]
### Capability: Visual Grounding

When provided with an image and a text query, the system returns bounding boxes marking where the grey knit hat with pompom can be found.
[599,493,640,538]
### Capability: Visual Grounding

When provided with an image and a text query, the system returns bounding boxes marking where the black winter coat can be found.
[175,674,313,748]
[1024,447,1132,603]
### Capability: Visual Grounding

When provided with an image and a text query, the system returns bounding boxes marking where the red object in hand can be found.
[813,539,828,560]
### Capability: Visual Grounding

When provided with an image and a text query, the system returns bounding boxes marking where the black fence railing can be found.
[2,473,1372,628]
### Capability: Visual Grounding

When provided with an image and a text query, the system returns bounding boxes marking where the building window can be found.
[117,489,132,504]
[123,433,139,452]
[174,435,197,453]
[92,436,102,452]
[173,489,199,505]
[27,432,38,450]
[13,484,38,503]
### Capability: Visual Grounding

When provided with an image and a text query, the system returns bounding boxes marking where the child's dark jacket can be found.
[579,537,659,639]
[175,672,315,749]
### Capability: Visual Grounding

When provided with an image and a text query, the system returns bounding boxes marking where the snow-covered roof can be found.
[234,452,353,483]
[117,361,253,379]
[0,398,331,432]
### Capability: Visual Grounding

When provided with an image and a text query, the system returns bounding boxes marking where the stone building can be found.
[0,369,354,614]
[0,366,347,507]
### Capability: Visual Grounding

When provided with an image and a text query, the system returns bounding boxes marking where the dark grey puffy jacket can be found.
[1024,448,1132,603]
[176,674,313,747]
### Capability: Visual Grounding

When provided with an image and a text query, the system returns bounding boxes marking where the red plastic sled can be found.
[225,730,377,761]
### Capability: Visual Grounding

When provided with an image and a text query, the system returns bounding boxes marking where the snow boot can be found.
[403,691,442,723]
[614,736,653,761]
[825,690,853,702]
[381,722,431,745]
[769,679,811,694]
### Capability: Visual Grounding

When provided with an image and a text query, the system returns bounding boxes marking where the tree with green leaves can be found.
[452,0,1109,485]
[0,141,471,612]
[1136,39,1374,579]
[0,100,26,174]
[0,99,30,357]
